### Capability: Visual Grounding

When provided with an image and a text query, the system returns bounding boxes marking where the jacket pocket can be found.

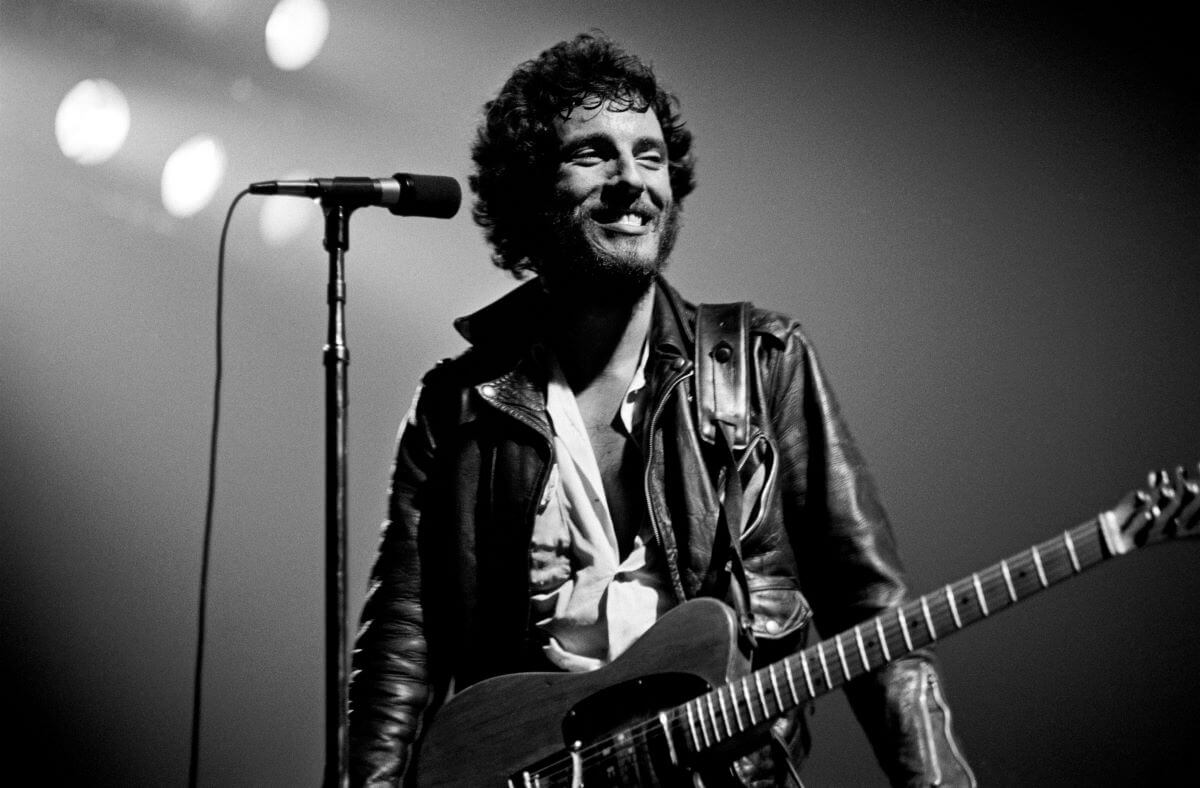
[746,575,811,641]
[736,432,777,540]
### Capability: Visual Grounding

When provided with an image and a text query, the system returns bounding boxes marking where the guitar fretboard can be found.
[665,517,1110,757]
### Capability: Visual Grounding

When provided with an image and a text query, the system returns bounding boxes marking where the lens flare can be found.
[265,0,330,71]
[160,134,227,218]
[55,79,131,165]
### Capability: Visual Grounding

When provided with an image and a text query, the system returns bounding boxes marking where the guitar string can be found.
[551,511,1164,782]
[528,531,1099,783]
[532,544,1083,784]
[537,488,1200,780]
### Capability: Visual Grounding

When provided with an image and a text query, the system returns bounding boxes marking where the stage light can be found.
[161,134,226,218]
[55,79,131,165]
[259,171,320,246]
[265,0,330,71]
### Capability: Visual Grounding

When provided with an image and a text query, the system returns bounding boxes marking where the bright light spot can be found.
[259,171,320,246]
[160,135,226,218]
[55,79,131,165]
[265,0,330,71]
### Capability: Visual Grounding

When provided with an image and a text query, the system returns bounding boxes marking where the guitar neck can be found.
[668,517,1115,755]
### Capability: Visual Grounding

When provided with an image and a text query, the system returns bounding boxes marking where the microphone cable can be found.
[189,187,250,788]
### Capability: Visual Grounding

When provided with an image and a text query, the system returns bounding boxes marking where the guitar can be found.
[411,466,1200,787]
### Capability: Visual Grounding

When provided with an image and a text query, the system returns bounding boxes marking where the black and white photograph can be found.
[3,2,1197,785]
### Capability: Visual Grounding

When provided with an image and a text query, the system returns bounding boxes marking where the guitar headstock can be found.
[1099,463,1200,555]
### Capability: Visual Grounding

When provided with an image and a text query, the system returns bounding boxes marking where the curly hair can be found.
[469,32,696,276]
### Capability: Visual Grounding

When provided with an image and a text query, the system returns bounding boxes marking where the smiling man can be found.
[348,33,975,787]
[544,98,678,295]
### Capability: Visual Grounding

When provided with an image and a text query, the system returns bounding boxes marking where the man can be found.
[349,33,975,787]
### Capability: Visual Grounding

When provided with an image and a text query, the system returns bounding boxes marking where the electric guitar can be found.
[411,466,1199,787]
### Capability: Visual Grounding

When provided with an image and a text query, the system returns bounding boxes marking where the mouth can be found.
[591,207,655,234]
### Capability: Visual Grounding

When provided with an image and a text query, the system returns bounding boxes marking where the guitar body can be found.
[412,598,751,787]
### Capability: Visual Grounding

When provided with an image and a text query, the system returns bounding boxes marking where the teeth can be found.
[618,213,645,225]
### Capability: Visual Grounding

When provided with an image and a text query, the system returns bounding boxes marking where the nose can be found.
[607,152,646,201]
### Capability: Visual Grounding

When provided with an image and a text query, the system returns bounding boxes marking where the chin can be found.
[537,205,680,302]
[544,252,660,303]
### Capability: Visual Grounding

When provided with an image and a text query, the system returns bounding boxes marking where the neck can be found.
[544,284,654,393]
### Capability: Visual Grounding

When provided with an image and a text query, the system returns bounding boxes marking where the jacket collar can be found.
[452,277,546,350]
[452,276,698,438]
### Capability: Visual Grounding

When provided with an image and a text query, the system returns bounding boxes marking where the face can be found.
[538,100,679,299]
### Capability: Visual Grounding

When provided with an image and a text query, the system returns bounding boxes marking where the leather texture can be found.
[695,301,752,450]
[348,278,974,787]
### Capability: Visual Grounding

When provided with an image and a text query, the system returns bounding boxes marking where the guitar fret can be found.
[799,653,816,697]
[816,642,833,688]
[767,664,784,710]
[854,625,870,671]
[921,597,937,640]
[1000,560,1018,602]
[705,694,721,742]
[1031,545,1049,587]
[898,608,914,651]
[716,687,734,736]
[972,573,989,616]
[658,712,680,765]
[685,703,700,751]
[875,617,891,662]
[1064,531,1081,573]
[754,672,770,715]
[835,634,851,678]
[945,585,962,629]
[783,659,801,703]
[696,699,712,748]
[741,678,758,724]
[725,685,744,731]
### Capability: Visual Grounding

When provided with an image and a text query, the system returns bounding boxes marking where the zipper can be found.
[917,668,942,786]
[919,666,978,787]
[642,363,693,596]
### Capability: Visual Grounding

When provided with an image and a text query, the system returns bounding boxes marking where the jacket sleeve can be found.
[764,323,975,787]
[348,382,443,788]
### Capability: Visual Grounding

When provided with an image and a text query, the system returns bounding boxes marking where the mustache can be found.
[587,197,660,223]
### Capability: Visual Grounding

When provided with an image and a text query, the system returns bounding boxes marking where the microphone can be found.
[249,173,461,218]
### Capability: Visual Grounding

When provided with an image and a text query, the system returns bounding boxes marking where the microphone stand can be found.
[301,175,458,788]
[321,200,352,788]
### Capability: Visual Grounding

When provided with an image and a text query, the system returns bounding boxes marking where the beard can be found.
[534,199,681,304]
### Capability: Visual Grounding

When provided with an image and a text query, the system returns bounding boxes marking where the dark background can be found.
[2,1,1197,785]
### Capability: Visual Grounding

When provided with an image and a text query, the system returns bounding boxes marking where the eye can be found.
[637,148,666,169]
[568,147,604,166]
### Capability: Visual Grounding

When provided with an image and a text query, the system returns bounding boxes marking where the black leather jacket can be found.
[349,278,974,787]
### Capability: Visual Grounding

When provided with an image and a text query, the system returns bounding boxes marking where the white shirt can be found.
[528,343,673,672]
